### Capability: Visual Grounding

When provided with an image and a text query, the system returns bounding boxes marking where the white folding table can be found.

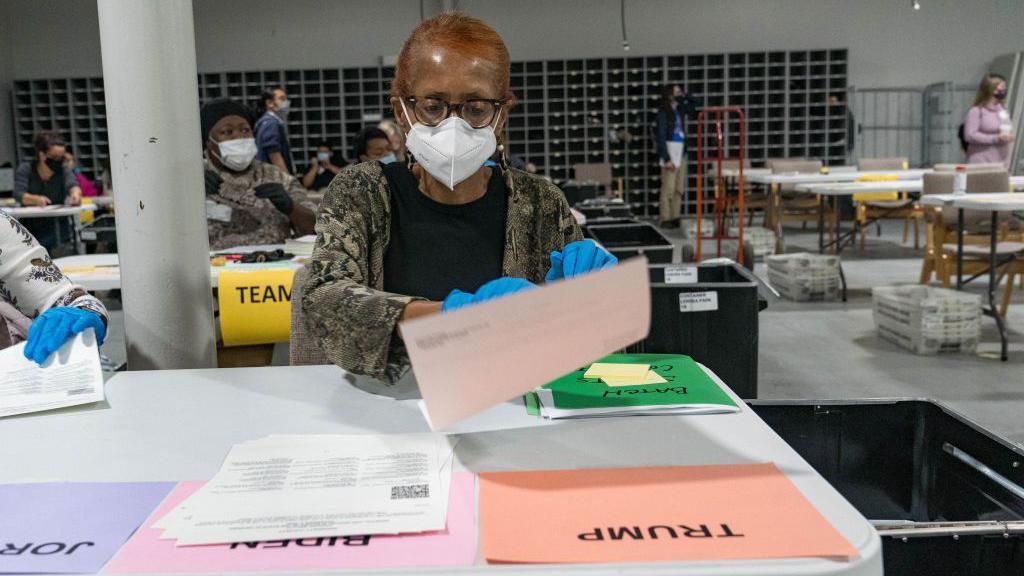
[0,364,882,575]
[2,204,98,254]
[920,192,1024,361]
[744,170,931,252]
[54,244,305,292]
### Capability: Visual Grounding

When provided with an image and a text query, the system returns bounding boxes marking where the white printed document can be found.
[666,141,684,168]
[0,329,104,418]
[156,433,455,546]
[401,257,651,431]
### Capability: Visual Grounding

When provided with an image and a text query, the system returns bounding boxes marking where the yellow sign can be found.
[217,268,296,346]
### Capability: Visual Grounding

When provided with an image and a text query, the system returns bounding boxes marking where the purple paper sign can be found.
[0,482,174,574]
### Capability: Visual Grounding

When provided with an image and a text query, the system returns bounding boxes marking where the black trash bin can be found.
[81,214,118,252]
[589,222,674,263]
[628,263,765,398]
[748,399,1024,576]
[574,200,634,221]
[561,182,600,206]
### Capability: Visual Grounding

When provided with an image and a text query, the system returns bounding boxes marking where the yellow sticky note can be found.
[583,362,650,381]
[217,268,296,347]
[602,370,668,387]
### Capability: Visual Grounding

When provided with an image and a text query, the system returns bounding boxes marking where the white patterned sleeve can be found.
[0,212,107,322]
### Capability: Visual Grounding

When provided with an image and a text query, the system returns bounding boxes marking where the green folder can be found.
[535,353,739,419]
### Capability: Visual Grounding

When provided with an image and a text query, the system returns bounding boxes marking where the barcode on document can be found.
[390,484,430,499]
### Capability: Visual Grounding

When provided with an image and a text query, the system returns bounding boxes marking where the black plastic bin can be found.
[561,183,600,206]
[574,204,634,221]
[628,263,765,398]
[589,223,674,264]
[81,214,118,251]
[748,399,1024,576]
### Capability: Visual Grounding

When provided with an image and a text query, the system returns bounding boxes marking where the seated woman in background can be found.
[200,99,316,250]
[303,13,616,383]
[377,119,407,163]
[301,141,348,191]
[0,211,107,364]
[12,131,82,252]
[63,147,99,197]
[351,127,396,164]
[963,73,1015,167]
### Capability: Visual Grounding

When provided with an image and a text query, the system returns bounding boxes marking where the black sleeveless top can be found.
[381,162,507,301]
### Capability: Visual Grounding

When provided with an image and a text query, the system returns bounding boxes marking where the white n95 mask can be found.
[215,137,257,171]
[401,100,499,189]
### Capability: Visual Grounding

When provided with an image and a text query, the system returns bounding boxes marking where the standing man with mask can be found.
[12,131,82,252]
[254,86,295,175]
[201,99,315,250]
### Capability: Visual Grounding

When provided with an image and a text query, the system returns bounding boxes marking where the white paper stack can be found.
[284,235,316,257]
[0,329,104,418]
[154,433,456,546]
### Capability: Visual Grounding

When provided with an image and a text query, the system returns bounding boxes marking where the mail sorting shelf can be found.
[12,50,847,211]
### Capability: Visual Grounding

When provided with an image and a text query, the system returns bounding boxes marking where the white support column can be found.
[97,0,217,369]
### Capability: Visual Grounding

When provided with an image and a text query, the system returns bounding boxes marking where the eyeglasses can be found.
[405,97,503,129]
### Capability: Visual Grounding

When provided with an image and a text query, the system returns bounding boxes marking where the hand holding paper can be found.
[402,257,650,431]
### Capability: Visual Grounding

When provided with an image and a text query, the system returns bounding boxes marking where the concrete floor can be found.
[666,217,1024,446]
[94,216,1024,447]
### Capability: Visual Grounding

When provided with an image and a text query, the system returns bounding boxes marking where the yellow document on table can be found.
[583,362,650,381]
[217,268,296,346]
[601,370,668,387]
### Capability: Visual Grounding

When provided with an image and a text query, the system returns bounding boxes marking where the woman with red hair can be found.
[303,13,616,384]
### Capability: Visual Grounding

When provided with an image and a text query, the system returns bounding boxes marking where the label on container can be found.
[664,265,699,285]
[679,291,718,312]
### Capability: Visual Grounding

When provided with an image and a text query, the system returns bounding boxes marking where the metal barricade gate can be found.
[848,83,977,168]
[848,86,926,166]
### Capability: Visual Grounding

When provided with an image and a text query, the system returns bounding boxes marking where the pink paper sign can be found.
[103,472,477,573]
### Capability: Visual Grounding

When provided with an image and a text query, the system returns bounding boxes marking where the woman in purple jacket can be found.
[963,73,1015,167]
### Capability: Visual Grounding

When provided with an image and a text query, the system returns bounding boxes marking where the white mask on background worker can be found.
[276,98,291,118]
[214,138,258,171]
[203,109,258,173]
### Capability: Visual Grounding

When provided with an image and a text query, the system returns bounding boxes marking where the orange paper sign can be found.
[479,463,858,564]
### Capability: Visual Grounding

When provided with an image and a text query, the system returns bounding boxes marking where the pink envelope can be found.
[102,472,477,573]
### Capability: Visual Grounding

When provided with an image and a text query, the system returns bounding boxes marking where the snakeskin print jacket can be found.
[204,159,314,250]
[302,162,583,383]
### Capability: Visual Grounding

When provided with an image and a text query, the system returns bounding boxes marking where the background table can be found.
[744,170,931,252]
[55,244,305,292]
[920,192,1024,361]
[2,204,98,254]
[0,364,881,575]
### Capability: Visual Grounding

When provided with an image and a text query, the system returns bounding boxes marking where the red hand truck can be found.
[695,107,747,263]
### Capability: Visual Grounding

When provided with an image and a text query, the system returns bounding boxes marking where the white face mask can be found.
[214,137,257,171]
[276,99,291,116]
[316,151,331,162]
[400,100,499,189]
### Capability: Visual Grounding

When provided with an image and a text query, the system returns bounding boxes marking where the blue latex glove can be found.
[545,239,618,282]
[441,278,537,313]
[24,307,107,365]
